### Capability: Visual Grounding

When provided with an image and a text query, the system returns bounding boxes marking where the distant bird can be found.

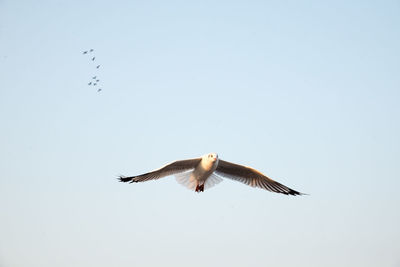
[88,82,92,85]
[96,65,100,69]
[119,153,304,195]
[96,79,100,82]
[83,51,88,54]
[97,88,102,92]
[92,57,95,61]
[90,49,94,52]
[93,83,97,86]
[92,76,97,79]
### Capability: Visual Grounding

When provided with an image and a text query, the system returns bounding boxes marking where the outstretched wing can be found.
[215,160,304,195]
[119,158,202,183]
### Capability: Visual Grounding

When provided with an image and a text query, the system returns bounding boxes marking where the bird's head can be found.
[205,152,218,163]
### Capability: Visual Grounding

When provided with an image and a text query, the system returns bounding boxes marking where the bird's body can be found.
[183,153,219,191]
[96,65,100,69]
[92,57,95,61]
[119,153,303,195]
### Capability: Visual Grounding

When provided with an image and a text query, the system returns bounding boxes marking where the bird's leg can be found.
[195,183,205,193]
[195,183,204,192]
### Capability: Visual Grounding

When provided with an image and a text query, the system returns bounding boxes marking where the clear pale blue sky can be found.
[1,0,399,266]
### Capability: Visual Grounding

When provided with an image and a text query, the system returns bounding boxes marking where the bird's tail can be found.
[175,171,197,190]
[175,172,222,192]
[204,174,223,190]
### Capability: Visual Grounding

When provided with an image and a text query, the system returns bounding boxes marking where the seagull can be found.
[92,57,95,61]
[83,51,88,54]
[119,153,304,195]
[96,65,100,69]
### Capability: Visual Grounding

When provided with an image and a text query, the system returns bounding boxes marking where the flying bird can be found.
[92,57,95,61]
[96,65,100,69]
[92,76,97,79]
[83,51,88,54]
[88,82,92,85]
[96,79,100,82]
[97,88,102,92]
[93,83,97,86]
[90,49,94,52]
[119,153,304,195]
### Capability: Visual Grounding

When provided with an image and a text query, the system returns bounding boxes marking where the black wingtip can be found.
[118,175,131,183]
[290,190,308,196]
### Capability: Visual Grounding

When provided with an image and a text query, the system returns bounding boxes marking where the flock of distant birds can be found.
[82,49,102,92]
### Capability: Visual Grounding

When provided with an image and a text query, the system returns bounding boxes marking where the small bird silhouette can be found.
[96,79,100,82]
[88,82,92,85]
[93,83,97,86]
[92,57,95,61]
[90,49,94,52]
[96,65,100,68]
[97,88,102,92]
[83,51,88,54]
[92,76,97,79]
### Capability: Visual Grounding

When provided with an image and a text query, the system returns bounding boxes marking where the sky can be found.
[0,0,400,266]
